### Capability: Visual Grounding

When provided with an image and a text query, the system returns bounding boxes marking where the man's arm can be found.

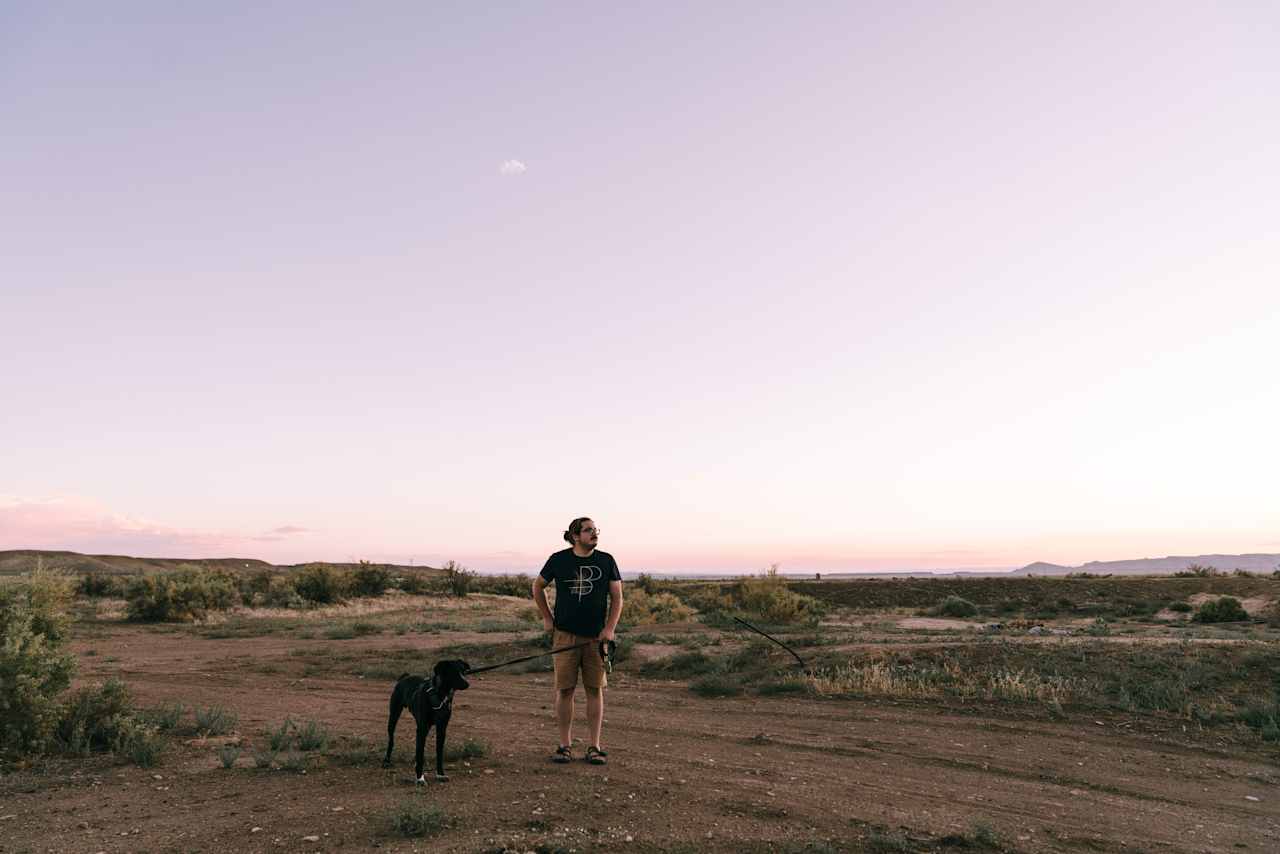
[532,576,554,632]
[600,579,623,641]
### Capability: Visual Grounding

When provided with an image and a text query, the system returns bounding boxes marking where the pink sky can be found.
[3,3,1278,574]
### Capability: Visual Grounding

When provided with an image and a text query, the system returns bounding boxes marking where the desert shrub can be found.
[472,574,533,597]
[0,569,77,755]
[388,799,447,837]
[1175,564,1219,578]
[57,678,134,754]
[1195,597,1249,623]
[141,701,187,731]
[1085,618,1111,637]
[218,744,242,768]
[442,561,474,597]
[240,569,274,605]
[934,596,978,618]
[267,718,296,751]
[622,588,695,625]
[1169,601,1193,613]
[396,572,434,594]
[296,719,329,751]
[291,564,348,604]
[324,625,357,640]
[75,572,124,598]
[444,736,489,761]
[261,574,305,608]
[349,561,392,597]
[125,568,237,622]
[113,717,164,767]
[640,651,718,678]
[194,704,238,735]
[634,572,658,594]
[733,566,822,625]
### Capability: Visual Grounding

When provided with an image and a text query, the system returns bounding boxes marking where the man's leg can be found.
[585,686,603,748]
[556,687,575,747]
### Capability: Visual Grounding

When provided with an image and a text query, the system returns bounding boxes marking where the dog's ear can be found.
[433,660,447,676]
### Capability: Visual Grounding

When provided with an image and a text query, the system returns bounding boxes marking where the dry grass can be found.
[808,657,1081,704]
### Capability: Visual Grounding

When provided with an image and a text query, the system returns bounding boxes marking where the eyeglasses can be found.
[580,527,600,535]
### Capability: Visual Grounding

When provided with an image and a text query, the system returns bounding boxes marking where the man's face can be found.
[576,520,599,550]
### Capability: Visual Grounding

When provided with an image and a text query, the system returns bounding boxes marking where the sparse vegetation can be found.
[388,799,448,837]
[218,743,241,767]
[441,560,474,597]
[193,704,238,736]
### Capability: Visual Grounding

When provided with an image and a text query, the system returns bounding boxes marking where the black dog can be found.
[382,659,470,784]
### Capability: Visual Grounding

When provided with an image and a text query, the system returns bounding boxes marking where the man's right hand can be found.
[543,616,555,632]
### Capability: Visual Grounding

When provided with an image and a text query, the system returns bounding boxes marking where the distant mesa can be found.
[0,549,440,577]
[1013,553,1280,576]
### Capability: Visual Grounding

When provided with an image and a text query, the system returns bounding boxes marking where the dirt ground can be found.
[2,612,1277,854]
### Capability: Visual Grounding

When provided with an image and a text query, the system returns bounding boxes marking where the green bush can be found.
[261,574,305,608]
[141,701,187,732]
[125,568,237,622]
[734,566,822,625]
[388,799,447,837]
[1169,601,1193,613]
[935,595,978,618]
[296,719,329,751]
[349,561,392,598]
[57,678,134,754]
[1195,597,1249,623]
[291,564,348,604]
[194,705,238,735]
[218,744,242,768]
[442,561,474,597]
[0,569,77,755]
[622,589,695,625]
[76,572,125,598]
[113,717,165,767]
[471,574,533,597]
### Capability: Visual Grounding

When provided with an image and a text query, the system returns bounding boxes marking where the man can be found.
[531,516,623,765]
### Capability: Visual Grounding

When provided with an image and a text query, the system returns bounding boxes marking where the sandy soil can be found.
[1,624,1276,854]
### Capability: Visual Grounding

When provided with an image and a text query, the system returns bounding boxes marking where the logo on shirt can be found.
[569,565,603,600]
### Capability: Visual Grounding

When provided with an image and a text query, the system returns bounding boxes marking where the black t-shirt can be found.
[539,548,622,637]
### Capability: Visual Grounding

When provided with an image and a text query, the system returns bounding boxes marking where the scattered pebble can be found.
[251,827,263,833]
[1245,796,1260,802]
[302,835,320,842]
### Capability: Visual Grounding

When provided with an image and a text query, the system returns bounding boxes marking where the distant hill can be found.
[0,549,441,577]
[1012,553,1280,576]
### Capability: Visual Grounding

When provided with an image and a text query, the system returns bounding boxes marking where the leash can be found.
[732,616,807,671]
[465,638,617,675]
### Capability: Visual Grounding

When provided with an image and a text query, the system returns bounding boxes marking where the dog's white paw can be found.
[415,775,426,786]
[435,773,449,782]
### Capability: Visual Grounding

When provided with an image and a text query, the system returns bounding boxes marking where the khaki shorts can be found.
[552,629,607,690]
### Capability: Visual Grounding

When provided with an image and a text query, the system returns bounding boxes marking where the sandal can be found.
[585,745,608,765]
[551,745,573,764]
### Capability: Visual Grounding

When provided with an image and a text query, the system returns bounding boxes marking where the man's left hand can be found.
[599,628,615,642]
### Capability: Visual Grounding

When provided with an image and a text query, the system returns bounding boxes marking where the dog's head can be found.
[433,659,470,692]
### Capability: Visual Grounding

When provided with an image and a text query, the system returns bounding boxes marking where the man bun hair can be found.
[564,517,592,544]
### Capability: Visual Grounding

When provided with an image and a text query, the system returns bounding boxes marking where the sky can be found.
[3,2,1279,574]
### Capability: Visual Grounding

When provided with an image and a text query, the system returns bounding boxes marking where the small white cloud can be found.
[499,159,527,176]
